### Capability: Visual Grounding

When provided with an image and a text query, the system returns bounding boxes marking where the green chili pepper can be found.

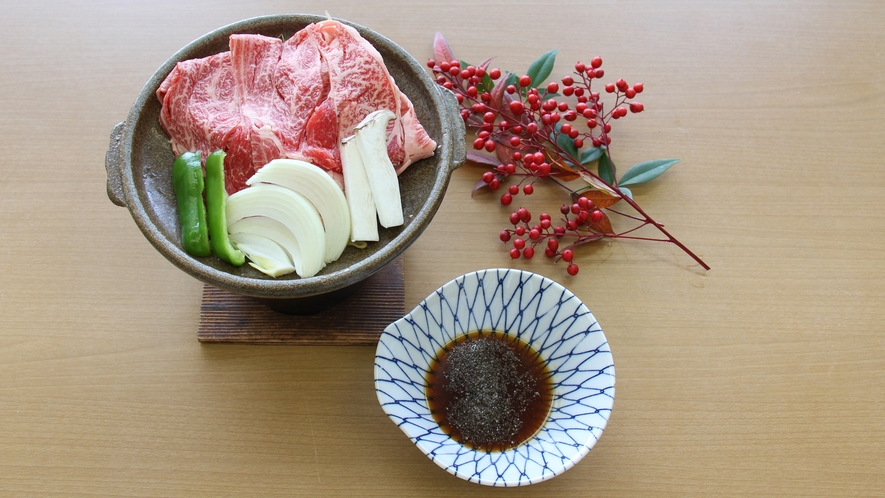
[172,151,211,257]
[205,150,245,266]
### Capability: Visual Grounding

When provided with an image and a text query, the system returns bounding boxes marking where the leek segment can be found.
[247,159,350,263]
[228,216,302,277]
[228,231,296,278]
[226,184,326,278]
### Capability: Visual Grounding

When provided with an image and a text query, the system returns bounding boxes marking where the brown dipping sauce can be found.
[425,330,555,452]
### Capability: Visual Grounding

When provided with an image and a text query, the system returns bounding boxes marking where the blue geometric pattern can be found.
[374,268,615,486]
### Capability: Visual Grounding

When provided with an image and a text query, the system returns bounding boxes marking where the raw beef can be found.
[157,21,436,194]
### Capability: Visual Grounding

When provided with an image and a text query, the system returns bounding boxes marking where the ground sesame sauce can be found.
[425,330,554,452]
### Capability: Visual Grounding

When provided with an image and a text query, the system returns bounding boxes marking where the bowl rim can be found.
[374,268,616,486]
[114,14,463,298]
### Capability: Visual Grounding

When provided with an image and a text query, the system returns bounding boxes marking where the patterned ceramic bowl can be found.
[374,268,615,486]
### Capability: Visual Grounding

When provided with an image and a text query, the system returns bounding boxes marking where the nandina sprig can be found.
[429,33,709,273]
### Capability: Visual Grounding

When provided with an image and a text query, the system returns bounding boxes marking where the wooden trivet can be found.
[197,256,404,345]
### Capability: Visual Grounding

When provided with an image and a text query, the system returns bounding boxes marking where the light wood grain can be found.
[1,0,883,495]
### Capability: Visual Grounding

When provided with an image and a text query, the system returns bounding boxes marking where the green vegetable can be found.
[205,150,245,266]
[171,151,211,257]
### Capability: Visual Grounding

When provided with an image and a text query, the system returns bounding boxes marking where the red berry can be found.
[571,203,581,214]
[537,163,551,176]
[540,218,551,229]
[594,69,604,78]
[616,78,628,91]
[473,138,485,150]
[560,204,570,215]
[562,75,574,86]
[526,123,539,133]
[554,226,566,236]
[512,151,522,161]
[500,230,511,242]
[529,228,541,240]
[449,66,460,76]
[561,249,574,262]
[547,238,559,251]
[586,69,596,79]
[467,86,478,98]
[489,178,500,190]
[475,66,486,77]
[489,68,501,79]
[545,247,556,258]
[484,140,496,152]
[523,247,535,259]
[574,139,584,148]
[577,197,590,209]
[427,59,436,68]
[605,83,615,93]
[578,210,590,222]
[547,82,559,93]
[567,263,579,276]
[563,86,575,97]
[510,212,520,225]
[508,185,519,195]
[519,75,532,87]
[566,220,578,231]
[625,88,636,99]
[561,124,572,135]
[506,163,516,174]
[510,136,521,147]
[483,112,496,123]
[510,248,521,259]
[591,210,605,223]
[500,193,512,205]
[523,184,534,195]
[587,119,598,129]
[590,56,602,68]
[513,238,526,250]
[439,62,451,72]
[518,207,531,222]
[509,101,525,115]
[633,82,644,93]
[506,85,517,94]
[515,226,526,236]
[630,102,645,113]
[482,171,495,184]
[575,62,586,73]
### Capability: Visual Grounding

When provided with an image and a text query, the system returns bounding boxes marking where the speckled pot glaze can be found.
[106,15,465,305]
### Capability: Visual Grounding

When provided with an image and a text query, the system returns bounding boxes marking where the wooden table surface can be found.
[2,0,883,495]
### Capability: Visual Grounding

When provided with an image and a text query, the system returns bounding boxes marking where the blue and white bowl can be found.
[374,268,615,486]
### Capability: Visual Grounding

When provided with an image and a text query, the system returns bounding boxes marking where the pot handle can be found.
[438,87,466,172]
[106,122,127,207]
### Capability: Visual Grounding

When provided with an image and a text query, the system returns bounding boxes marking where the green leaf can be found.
[580,147,604,164]
[550,123,578,162]
[526,50,559,89]
[618,159,680,186]
[619,186,632,199]
[598,150,616,185]
[504,72,518,89]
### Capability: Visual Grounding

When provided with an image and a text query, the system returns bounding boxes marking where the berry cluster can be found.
[496,195,607,275]
[427,56,644,171]
[426,34,709,273]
